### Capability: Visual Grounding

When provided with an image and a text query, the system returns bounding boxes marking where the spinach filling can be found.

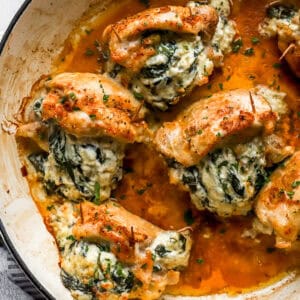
[130,31,205,111]
[28,125,123,203]
[267,4,296,20]
[172,140,269,216]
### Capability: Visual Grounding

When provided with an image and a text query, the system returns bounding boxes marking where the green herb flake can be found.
[196,258,204,264]
[226,75,231,81]
[273,62,282,69]
[244,48,254,56]
[287,191,295,199]
[47,205,54,211]
[249,74,256,80]
[89,114,97,120]
[251,37,260,45]
[266,247,276,253]
[72,106,81,111]
[232,38,243,53]
[103,94,110,102]
[85,29,93,35]
[69,92,76,100]
[292,181,300,188]
[297,112,300,118]
[197,130,203,135]
[184,209,194,226]
[105,225,112,231]
[60,95,68,104]
[207,83,212,90]
[85,48,94,56]
[66,235,76,241]
[94,182,101,204]
[216,132,222,137]
[136,189,146,195]
[219,83,224,90]
[133,91,144,100]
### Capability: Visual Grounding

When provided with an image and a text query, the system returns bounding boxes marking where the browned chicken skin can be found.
[73,201,161,255]
[17,73,150,143]
[255,151,300,248]
[155,88,279,167]
[102,5,218,73]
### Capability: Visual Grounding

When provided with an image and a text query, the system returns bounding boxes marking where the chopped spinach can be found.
[28,152,48,174]
[61,269,91,293]
[267,5,295,19]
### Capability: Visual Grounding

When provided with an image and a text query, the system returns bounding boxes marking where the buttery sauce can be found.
[28,0,300,297]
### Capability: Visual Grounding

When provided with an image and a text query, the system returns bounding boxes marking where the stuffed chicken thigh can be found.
[254,151,300,249]
[17,73,150,203]
[155,86,294,217]
[49,201,192,300]
[259,2,300,77]
[103,1,236,110]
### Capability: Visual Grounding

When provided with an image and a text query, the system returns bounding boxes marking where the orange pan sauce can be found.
[50,0,300,296]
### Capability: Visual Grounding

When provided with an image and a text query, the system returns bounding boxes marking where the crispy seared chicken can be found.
[103,1,236,110]
[255,151,300,249]
[155,86,294,217]
[259,2,300,77]
[50,201,192,300]
[17,72,149,144]
[155,86,286,167]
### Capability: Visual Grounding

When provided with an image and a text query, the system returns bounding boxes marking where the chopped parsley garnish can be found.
[47,205,54,211]
[85,29,93,35]
[60,95,68,104]
[72,106,81,111]
[133,91,144,100]
[244,48,254,56]
[216,132,222,137]
[272,62,282,69]
[219,83,224,90]
[196,258,204,264]
[105,225,112,231]
[136,189,146,195]
[287,191,295,199]
[297,112,300,118]
[94,182,101,204]
[85,48,94,56]
[89,114,97,120]
[103,94,110,102]
[184,209,194,226]
[292,181,300,188]
[251,37,260,45]
[197,130,203,135]
[69,92,76,100]
[232,38,243,53]
[66,235,76,241]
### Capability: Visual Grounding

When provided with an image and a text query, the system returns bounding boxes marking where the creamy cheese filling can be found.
[131,33,208,111]
[259,4,300,41]
[28,125,124,203]
[148,231,192,270]
[169,138,268,217]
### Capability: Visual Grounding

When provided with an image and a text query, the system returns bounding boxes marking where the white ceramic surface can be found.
[0,1,299,299]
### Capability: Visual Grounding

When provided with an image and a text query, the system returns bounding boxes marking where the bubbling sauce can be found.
[35,0,300,296]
